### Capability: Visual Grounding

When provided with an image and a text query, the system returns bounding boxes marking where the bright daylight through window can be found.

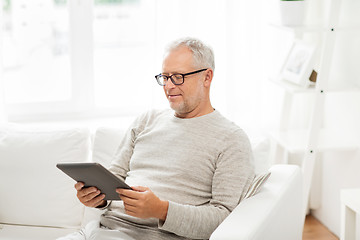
[1,0,156,120]
[1,0,267,124]
[2,0,71,104]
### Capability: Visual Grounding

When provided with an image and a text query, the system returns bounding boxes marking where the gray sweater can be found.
[100,109,255,240]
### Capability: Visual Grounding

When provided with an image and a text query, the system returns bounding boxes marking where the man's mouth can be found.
[168,94,181,99]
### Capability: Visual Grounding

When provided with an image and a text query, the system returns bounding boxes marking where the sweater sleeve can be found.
[108,112,147,180]
[158,130,255,239]
[107,127,135,180]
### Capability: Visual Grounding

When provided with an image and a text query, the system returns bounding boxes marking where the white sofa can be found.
[0,125,303,240]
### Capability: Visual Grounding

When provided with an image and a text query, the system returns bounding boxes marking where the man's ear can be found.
[203,69,213,87]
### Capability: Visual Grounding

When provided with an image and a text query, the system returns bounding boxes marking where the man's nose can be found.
[164,78,176,89]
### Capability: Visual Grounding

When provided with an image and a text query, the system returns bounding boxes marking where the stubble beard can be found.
[169,91,204,117]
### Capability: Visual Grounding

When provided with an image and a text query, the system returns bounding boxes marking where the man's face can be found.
[161,46,207,118]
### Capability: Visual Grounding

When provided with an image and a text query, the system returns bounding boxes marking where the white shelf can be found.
[325,81,360,93]
[270,0,360,217]
[268,129,360,153]
[269,76,360,93]
[270,23,360,33]
[335,24,360,32]
[269,77,316,93]
[269,23,327,33]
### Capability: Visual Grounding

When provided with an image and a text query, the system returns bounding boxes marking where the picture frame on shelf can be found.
[280,40,317,88]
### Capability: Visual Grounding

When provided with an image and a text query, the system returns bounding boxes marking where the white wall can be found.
[313,151,360,238]
[308,0,360,238]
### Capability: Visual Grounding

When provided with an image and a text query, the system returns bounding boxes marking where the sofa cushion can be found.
[92,127,126,167]
[0,125,90,228]
[0,224,78,240]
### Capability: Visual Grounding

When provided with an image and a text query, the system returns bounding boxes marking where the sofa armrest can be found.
[210,164,303,240]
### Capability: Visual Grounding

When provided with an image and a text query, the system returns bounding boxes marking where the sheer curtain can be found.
[0,69,6,122]
[0,3,6,123]
[0,66,6,123]
[0,82,6,123]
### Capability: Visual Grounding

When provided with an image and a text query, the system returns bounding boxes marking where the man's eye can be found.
[174,75,183,80]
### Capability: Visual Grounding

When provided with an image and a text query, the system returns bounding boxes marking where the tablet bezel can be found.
[56,162,131,200]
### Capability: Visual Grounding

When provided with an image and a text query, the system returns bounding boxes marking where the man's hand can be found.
[75,182,106,208]
[117,186,169,221]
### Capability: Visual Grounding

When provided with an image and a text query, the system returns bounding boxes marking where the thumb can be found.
[131,186,148,192]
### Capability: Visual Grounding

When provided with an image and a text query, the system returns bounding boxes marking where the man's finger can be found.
[79,187,98,198]
[74,182,84,191]
[90,194,106,207]
[131,186,148,192]
[82,190,101,202]
[123,202,138,213]
[116,188,142,199]
[120,195,138,206]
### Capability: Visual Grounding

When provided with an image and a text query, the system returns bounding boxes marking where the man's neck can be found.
[174,104,214,119]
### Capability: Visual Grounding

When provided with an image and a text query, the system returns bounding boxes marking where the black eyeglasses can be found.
[155,68,207,86]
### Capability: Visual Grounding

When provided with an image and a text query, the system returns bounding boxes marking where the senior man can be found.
[63,37,255,240]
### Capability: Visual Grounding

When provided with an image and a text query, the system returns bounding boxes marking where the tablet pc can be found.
[56,162,131,200]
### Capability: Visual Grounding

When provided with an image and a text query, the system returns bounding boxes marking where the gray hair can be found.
[165,37,215,71]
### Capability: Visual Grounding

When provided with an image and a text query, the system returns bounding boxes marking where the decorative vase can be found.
[279,0,305,26]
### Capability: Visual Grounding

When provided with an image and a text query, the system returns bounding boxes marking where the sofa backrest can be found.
[91,127,126,168]
[0,125,91,229]
[0,124,272,230]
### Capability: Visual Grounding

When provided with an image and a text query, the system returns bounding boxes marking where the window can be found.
[1,0,269,125]
[1,0,156,120]
[2,0,71,104]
